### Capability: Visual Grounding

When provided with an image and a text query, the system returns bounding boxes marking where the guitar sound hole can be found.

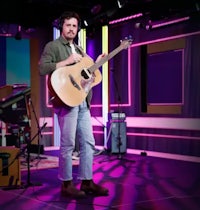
[81,69,90,79]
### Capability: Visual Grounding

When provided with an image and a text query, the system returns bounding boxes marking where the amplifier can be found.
[106,121,127,154]
[108,112,126,121]
[0,146,21,187]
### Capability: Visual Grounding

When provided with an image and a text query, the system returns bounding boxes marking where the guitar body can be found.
[48,37,133,107]
[48,56,102,107]
[47,75,65,107]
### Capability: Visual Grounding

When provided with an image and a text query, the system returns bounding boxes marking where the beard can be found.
[65,31,77,39]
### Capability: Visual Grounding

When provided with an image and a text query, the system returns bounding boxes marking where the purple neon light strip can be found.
[109,13,143,25]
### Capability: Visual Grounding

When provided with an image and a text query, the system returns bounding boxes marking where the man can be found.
[39,11,108,198]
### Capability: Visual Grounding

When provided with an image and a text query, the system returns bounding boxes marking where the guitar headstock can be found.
[120,35,133,49]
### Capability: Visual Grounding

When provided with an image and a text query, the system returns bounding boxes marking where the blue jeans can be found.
[55,101,95,181]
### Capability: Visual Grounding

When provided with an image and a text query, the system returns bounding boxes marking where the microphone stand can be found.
[2,122,47,190]
[98,70,135,164]
[102,70,135,163]
[29,98,47,160]
[24,122,47,187]
[112,70,123,159]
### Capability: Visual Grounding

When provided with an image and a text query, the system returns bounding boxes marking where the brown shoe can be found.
[61,181,86,198]
[80,180,109,196]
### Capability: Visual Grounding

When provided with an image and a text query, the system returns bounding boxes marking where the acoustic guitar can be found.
[48,37,133,107]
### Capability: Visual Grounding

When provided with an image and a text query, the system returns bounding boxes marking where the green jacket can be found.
[39,36,93,108]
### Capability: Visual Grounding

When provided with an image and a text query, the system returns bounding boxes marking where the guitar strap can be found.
[73,43,93,107]
[74,44,86,57]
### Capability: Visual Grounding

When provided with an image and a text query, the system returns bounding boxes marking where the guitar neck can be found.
[89,44,127,73]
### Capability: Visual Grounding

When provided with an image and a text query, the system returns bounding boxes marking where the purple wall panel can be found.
[147,50,183,104]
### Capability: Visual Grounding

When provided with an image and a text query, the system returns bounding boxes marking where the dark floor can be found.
[0,150,200,210]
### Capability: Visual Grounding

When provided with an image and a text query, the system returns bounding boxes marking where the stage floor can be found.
[0,150,200,210]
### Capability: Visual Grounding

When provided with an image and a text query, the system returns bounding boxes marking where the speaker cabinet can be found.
[0,146,21,187]
[107,121,127,153]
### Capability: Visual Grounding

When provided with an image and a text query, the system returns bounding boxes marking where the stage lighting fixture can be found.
[117,0,126,8]
[135,19,152,30]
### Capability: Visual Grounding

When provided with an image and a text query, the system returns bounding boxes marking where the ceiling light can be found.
[117,0,123,8]
[84,20,88,27]
[117,0,126,9]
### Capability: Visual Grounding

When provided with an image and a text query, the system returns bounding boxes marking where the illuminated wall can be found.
[38,17,200,158]
[0,37,30,86]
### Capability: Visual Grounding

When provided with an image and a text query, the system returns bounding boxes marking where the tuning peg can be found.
[123,35,133,42]
[128,35,133,40]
